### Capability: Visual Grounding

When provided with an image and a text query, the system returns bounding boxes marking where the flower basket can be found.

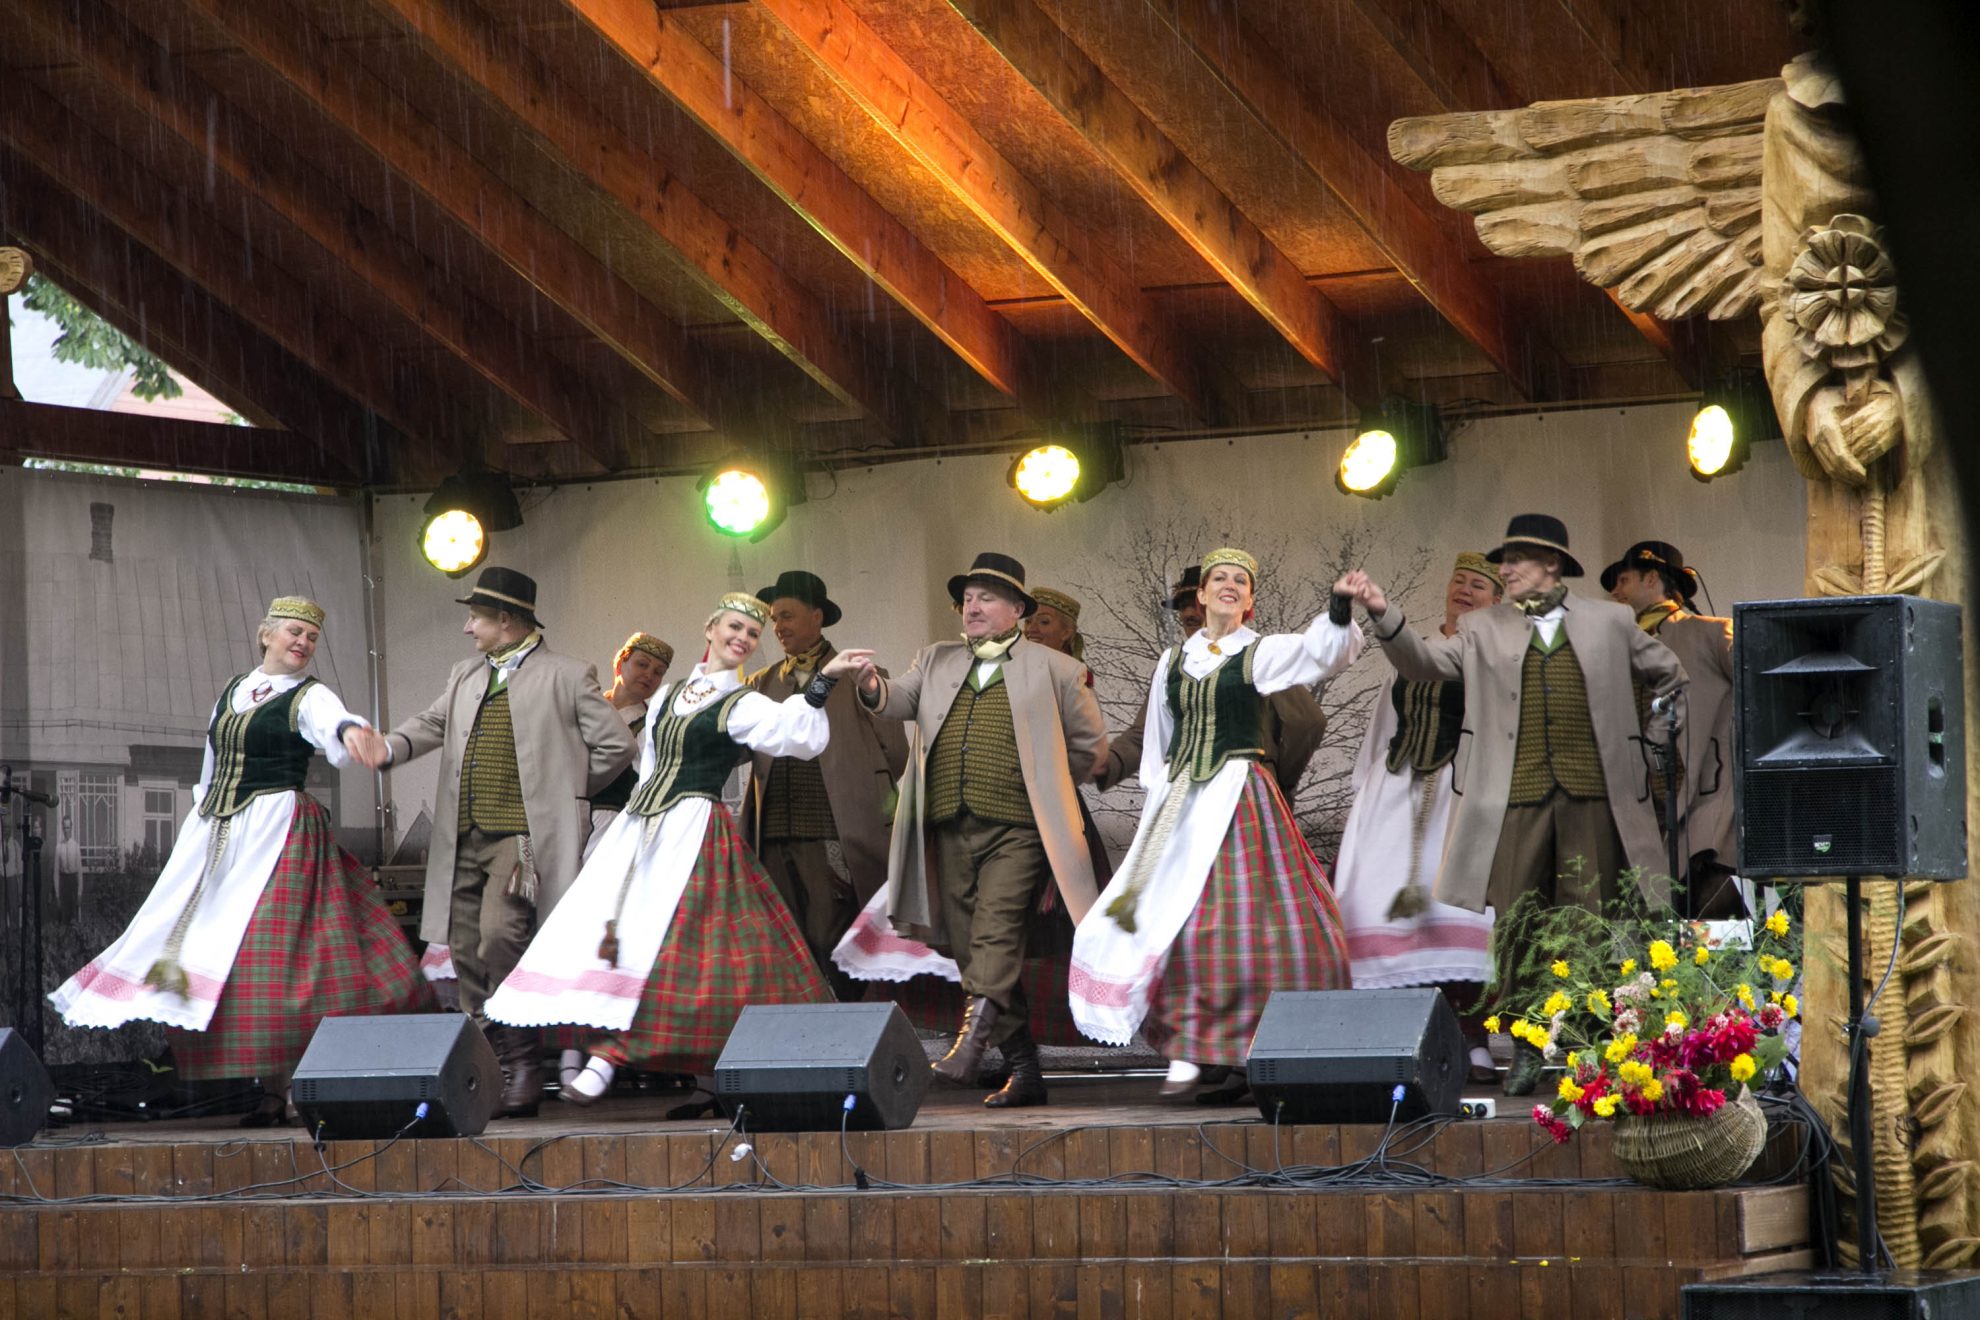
[1610,1087,1766,1190]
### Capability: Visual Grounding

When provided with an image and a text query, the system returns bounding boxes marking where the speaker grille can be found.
[1743,766,1901,873]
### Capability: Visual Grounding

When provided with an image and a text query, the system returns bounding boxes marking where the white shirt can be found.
[1526,604,1566,649]
[194,669,368,794]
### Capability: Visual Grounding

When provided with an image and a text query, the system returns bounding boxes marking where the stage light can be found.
[1007,423,1125,511]
[1335,401,1445,500]
[419,466,520,577]
[1687,370,1779,483]
[699,453,804,541]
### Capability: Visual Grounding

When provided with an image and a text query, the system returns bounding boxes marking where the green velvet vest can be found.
[1164,644,1267,784]
[624,683,752,817]
[197,674,319,820]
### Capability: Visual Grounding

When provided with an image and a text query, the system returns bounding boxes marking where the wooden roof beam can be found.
[951,0,1381,408]
[175,0,736,462]
[755,0,1242,426]
[17,0,623,472]
[562,0,1035,407]
[1,167,390,472]
[0,84,452,482]
[0,400,356,487]
[1147,0,1559,403]
[355,0,940,447]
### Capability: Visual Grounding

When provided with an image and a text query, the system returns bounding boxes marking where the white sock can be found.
[1164,1059,1201,1086]
[569,1057,615,1101]
[558,1050,584,1086]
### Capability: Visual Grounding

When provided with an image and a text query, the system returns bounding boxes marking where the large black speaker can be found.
[1247,988,1465,1124]
[292,1013,500,1139]
[1683,1269,1980,1318]
[0,1028,53,1147]
[1734,596,1965,878]
[713,1003,928,1131]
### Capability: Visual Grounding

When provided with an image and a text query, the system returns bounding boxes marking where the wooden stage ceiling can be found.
[0,0,1805,486]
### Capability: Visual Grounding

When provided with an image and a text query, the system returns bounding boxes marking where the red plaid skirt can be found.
[595,806,831,1073]
[168,796,432,1080]
[1142,768,1350,1067]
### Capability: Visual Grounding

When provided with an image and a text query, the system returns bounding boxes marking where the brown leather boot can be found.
[932,996,1000,1084]
[983,1027,1046,1108]
[494,1026,543,1118]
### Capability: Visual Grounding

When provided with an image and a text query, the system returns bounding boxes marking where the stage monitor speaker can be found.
[1734,595,1966,878]
[0,1028,53,1147]
[713,1003,928,1131]
[292,1013,500,1139]
[1247,988,1465,1124]
[1682,1269,1980,1318]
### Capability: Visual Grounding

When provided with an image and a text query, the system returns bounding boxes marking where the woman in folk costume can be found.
[485,593,869,1103]
[1332,552,1503,1084]
[1069,549,1362,1096]
[50,598,426,1126]
[584,631,674,861]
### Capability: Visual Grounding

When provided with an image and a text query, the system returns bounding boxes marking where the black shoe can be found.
[933,996,1000,1085]
[1503,1041,1545,1097]
[983,1030,1046,1109]
[239,1093,289,1129]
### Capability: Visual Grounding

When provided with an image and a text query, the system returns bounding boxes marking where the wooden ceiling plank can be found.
[0,85,446,481]
[1,174,385,469]
[1147,0,1556,403]
[361,0,934,445]
[754,0,1239,425]
[0,399,353,487]
[562,0,1032,406]
[951,0,1380,407]
[19,0,620,472]
[174,0,738,463]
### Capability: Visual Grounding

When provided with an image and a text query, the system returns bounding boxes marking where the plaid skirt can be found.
[168,796,432,1080]
[1141,769,1350,1067]
[594,806,831,1073]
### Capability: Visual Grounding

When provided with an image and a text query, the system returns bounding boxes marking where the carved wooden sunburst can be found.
[0,247,31,296]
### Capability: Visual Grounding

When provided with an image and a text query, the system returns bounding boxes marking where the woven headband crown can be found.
[712,592,771,627]
[1199,547,1260,584]
[1030,587,1082,620]
[620,632,674,666]
[1453,552,1503,590]
[266,596,326,629]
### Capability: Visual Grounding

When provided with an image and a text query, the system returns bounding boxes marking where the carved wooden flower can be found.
[1787,215,1906,365]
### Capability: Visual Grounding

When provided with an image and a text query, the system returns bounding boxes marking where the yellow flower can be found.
[1770,958,1796,982]
[1593,1095,1620,1118]
[1736,983,1756,1010]
[1661,979,1677,994]
[1605,1034,1637,1064]
[1566,1051,1582,1069]
[1483,1015,1501,1035]
[1694,945,1711,966]
[1783,994,1799,1020]
[1649,940,1678,972]
[1551,960,1571,979]
[1587,988,1611,1015]
[1543,991,1572,1017]
[1618,1060,1652,1086]
[1558,1076,1585,1103]
[1765,910,1790,938]
[1619,958,1637,976]
[1640,1077,1666,1103]
[1665,1011,1688,1030]
[1729,1054,1757,1083]
[1649,986,1661,1000]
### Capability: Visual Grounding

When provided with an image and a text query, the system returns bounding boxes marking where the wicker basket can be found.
[1610,1087,1767,1190]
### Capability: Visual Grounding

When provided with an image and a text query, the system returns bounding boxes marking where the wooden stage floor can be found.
[4,1074,1817,1319]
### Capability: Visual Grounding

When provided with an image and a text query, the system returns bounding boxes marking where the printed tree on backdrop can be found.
[1068,517,1433,862]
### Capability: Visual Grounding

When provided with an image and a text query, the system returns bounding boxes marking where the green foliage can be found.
[20,273,183,400]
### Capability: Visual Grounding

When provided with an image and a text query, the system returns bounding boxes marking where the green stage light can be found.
[699,454,803,541]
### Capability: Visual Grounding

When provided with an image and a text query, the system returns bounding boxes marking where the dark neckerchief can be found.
[1512,584,1569,617]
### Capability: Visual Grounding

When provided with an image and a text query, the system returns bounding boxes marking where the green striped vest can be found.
[1163,644,1268,784]
[458,684,530,836]
[198,674,319,819]
[1508,631,1608,806]
[625,682,752,817]
[925,667,1033,826]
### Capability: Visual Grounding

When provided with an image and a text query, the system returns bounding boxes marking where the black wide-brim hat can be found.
[456,565,543,626]
[1600,540,1699,602]
[756,569,842,628]
[948,551,1037,618]
[1485,513,1585,578]
[1169,564,1201,609]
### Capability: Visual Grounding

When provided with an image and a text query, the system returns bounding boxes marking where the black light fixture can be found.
[1688,369,1781,482]
[1008,422,1126,510]
[1335,400,1447,500]
[699,451,806,541]
[419,465,521,577]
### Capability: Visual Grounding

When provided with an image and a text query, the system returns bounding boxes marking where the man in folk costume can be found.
[1602,540,1740,917]
[1332,552,1504,1084]
[1337,514,1686,1096]
[1097,564,1327,797]
[382,567,637,1116]
[851,553,1107,1108]
[744,570,907,996]
[585,632,674,860]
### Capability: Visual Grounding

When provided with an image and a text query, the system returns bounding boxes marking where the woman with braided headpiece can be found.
[1069,549,1362,1095]
[50,598,425,1125]
[485,593,869,1103]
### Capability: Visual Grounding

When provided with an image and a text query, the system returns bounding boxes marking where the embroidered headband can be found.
[266,596,326,629]
[1453,551,1504,592]
[1030,587,1082,621]
[708,592,771,628]
[1199,547,1260,585]
[617,631,674,669]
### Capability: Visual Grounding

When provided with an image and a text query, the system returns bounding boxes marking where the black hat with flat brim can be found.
[1600,540,1699,602]
[756,569,843,628]
[1168,564,1201,609]
[948,552,1037,618]
[456,566,543,626]
[1485,513,1585,578]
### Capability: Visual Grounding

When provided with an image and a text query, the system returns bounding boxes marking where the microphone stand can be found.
[3,769,55,1056]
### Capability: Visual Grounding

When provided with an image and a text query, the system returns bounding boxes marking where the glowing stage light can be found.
[699,454,802,541]
[1687,404,1738,480]
[420,508,488,577]
[1336,428,1401,496]
[1686,371,1777,483]
[419,466,519,577]
[1335,402,1445,501]
[1006,424,1125,511]
[1010,444,1083,508]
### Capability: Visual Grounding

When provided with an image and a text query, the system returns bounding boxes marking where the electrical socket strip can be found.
[1458,1098,1497,1120]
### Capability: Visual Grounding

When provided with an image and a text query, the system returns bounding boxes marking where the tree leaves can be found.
[20,273,183,400]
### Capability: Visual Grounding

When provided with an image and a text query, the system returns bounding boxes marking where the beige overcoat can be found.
[387,645,637,943]
[866,638,1108,942]
[744,642,909,904]
[1646,610,1737,867]
[1370,595,1687,913]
